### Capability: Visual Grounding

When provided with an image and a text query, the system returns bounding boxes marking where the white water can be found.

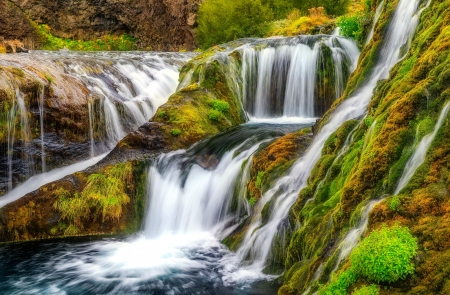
[227,0,428,281]
[241,36,359,118]
[366,0,385,45]
[395,101,450,194]
[0,153,107,208]
[0,52,193,192]
[38,87,46,172]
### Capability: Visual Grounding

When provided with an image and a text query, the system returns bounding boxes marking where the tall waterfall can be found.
[0,51,193,193]
[227,0,429,279]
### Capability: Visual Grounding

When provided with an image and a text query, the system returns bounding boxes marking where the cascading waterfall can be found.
[226,0,429,280]
[0,51,193,194]
[365,0,385,45]
[240,36,359,118]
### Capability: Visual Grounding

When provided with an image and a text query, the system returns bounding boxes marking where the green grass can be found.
[38,24,136,51]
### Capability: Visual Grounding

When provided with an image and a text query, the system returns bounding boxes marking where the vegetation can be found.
[351,224,418,283]
[37,24,136,51]
[53,163,133,234]
[352,285,380,295]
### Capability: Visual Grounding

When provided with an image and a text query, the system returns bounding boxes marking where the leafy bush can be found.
[337,14,363,41]
[210,100,230,112]
[351,224,418,283]
[208,109,222,121]
[171,128,181,136]
[318,268,358,295]
[293,0,350,16]
[249,197,257,206]
[197,0,274,48]
[352,285,380,295]
[390,196,401,211]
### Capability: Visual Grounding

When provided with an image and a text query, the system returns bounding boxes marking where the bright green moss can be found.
[352,285,380,295]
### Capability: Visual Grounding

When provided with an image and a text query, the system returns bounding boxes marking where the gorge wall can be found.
[0,0,201,50]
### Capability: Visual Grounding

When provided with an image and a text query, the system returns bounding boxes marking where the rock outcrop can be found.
[4,0,202,51]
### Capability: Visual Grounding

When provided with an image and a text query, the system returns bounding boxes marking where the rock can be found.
[2,39,29,53]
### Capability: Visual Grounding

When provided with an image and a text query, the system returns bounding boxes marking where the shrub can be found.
[293,0,350,16]
[390,196,401,211]
[351,224,418,283]
[210,100,230,112]
[171,128,181,136]
[352,285,380,295]
[208,109,222,121]
[337,14,363,41]
[197,0,274,48]
[318,268,358,295]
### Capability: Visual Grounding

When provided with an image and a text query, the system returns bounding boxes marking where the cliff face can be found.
[1,0,201,51]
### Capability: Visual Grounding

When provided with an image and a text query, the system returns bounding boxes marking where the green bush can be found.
[337,14,363,41]
[197,0,274,48]
[208,109,222,121]
[293,0,350,16]
[256,171,264,188]
[249,197,257,206]
[351,224,418,283]
[171,128,181,136]
[390,196,401,211]
[210,100,230,112]
[352,285,380,295]
[318,268,358,295]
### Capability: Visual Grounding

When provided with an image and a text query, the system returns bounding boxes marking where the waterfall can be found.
[38,87,46,172]
[226,0,428,280]
[0,51,193,193]
[240,36,360,118]
[395,101,450,194]
[365,0,385,45]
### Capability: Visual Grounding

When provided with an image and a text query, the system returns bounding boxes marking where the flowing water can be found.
[0,51,194,193]
[0,0,431,292]
[0,122,313,294]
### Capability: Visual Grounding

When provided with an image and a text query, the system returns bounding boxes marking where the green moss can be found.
[37,24,136,51]
[352,285,380,295]
[208,109,222,121]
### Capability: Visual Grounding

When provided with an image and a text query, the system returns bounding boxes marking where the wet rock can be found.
[195,154,219,170]
[2,39,29,53]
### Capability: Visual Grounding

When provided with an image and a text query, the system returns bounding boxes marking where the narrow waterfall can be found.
[365,0,385,45]
[228,0,428,279]
[0,51,193,193]
[240,36,360,118]
[395,101,450,194]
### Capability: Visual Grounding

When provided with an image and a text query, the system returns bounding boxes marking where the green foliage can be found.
[157,111,166,118]
[365,116,375,127]
[293,0,350,16]
[256,171,264,188]
[38,24,136,51]
[208,109,222,121]
[171,128,181,136]
[390,196,401,211]
[351,224,418,283]
[82,163,132,221]
[338,14,363,42]
[53,189,89,227]
[352,285,380,295]
[210,100,230,112]
[262,0,294,19]
[197,0,274,48]
[249,197,257,206]
[318,268,358,295]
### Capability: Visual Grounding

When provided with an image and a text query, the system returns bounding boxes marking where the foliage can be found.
[197,0,274,48]
[256,171,265,188]
[210,100,230,112]
[268,7,332,36]
[351,224,418,283]
[53,189,90,227]
[318,268,358,295]
[293,0,350,16]
[390,196,401,211]
[171,128,181,136]
[208,109,222,121]
[38,24,136,51]
[249,197,257,206]
[352,285,380,295]
[338,14,364,41]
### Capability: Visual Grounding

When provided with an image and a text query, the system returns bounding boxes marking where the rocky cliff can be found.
[1,0,201,51]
